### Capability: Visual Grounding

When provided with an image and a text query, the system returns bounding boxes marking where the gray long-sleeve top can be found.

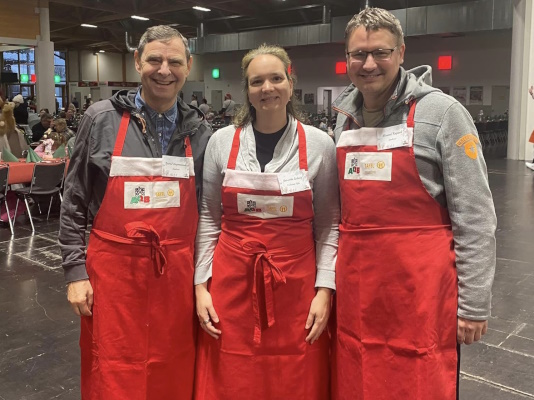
[194,116,340,290]
[333,65,497,320]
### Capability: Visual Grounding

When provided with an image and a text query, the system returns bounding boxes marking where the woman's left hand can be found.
[305,287,333,344]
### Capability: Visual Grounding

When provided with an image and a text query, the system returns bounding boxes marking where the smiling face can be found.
[134,38,192,112]
[346,26,405,110]
[246,54,293,119]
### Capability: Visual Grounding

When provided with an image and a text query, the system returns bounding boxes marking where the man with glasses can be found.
[332,8,496,400]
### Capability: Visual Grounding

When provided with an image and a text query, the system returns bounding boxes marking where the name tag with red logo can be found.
[344,152,392,181]
[124,181,180,209]
[237,194,294,219]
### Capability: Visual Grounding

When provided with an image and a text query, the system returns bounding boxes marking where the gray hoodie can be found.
[59,88,212,283]
[333,66,497,321]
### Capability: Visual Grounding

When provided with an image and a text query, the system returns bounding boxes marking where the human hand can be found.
[195,282,221,339]
[305,288,332,344]
[67,279,93,316]
[529,85,534,98]
[457,317,488,345]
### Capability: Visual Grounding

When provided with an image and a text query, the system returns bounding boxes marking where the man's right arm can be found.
[58,112,95,284]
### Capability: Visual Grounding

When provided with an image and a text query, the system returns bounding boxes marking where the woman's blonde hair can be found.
[233,44,304,127]
[54,118,67,133]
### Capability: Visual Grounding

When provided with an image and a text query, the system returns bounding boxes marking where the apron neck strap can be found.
[227,126,242,170]
[226,121,308,171]
[296,121,307,171]
[112,111,131,157]
[406,100,416,129]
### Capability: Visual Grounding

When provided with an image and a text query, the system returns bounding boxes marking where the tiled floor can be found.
[0,158,533,399]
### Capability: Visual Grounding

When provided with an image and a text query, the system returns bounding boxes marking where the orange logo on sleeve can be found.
[456,134,479,160]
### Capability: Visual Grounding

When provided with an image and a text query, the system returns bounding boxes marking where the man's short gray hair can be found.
[345,8,404,48]
[137,25,190,60]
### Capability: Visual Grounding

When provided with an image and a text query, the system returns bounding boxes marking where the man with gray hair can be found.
[332,7,496,399]
[59,25,211,399]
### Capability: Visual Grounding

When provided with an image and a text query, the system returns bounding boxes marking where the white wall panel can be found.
[75,30,512,116]
[97,52,123,82]
[125,54,140,83]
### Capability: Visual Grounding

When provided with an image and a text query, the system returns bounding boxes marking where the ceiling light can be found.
[131,15,149,21]
[192,6,211,12]
[81,24,98,28]
[99,50,105,53]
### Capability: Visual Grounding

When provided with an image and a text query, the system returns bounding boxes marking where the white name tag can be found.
[237,193,294,219]
[162,155,190,179]
[377,125,413,150]
[277,170,311,195]
[124,181,180,209]
[344,152,392,181]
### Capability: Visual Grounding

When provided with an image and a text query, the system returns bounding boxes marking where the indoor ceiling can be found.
[48,0,471,53]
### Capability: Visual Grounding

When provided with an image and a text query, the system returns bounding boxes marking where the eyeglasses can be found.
[346,47,397,63]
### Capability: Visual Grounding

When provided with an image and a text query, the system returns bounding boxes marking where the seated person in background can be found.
[82,96,93,112]
[0,101,29,158]
[28,96,37,112]
[199,98,210,115]
[12,94,29,124]
[319,117,328,132]
[34,129,67,158]
[27,109,41,130]
[39,108,50,116]
[65,109,75,127]
[32,112,53,142]
[53,118,75,141]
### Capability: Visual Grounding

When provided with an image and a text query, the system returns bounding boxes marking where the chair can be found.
[0,164,14,235]
[13,162,66,232]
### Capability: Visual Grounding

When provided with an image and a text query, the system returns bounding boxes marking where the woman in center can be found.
[194,44,339,399]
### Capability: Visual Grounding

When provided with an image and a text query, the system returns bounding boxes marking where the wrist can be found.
[195,281,209,293]
[316,287,333,298]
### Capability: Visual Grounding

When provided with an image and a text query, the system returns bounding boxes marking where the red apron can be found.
[195,122,330,400]
[80,111,198,400]
[332,102,458,400]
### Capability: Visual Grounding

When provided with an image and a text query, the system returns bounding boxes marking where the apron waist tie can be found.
[125,222,167,274]
[240,238,287,345]
[91,223,191,275]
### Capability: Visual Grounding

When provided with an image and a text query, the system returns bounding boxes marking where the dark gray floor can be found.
[0,158,533,399]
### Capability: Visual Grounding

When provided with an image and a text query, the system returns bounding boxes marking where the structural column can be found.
[508,0,534,161]
[35,0,56,114]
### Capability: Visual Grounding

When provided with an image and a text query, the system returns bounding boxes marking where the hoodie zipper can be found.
[332,105,361,128]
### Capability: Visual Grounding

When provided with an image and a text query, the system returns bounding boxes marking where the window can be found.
[1,49,66,83]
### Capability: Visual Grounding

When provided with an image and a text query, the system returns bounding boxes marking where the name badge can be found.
[124,181,180,209]
[377,125,413,150]
[237,193,294,219]
[162,155,189,179]
[344,152,392,181]
[277,170,311,195]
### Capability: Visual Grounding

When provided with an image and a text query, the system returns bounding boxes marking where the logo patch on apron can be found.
[456,134,479,160]
[237,194,294,219]
[344,152,392,181]
[124,181,180,209]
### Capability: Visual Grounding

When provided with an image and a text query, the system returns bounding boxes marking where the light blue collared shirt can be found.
[135,90,178,154]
